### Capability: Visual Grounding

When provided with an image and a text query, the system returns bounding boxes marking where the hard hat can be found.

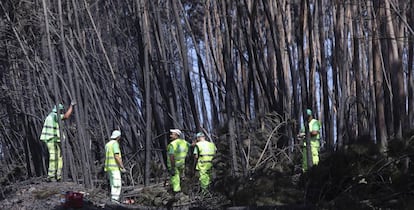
[306,109,312,116]
[110,130,121,139]
[52,103,64,112]
[196,132,205,137]
[170,129,182,136]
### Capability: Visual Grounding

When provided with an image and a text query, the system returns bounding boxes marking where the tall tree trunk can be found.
[142,0,152,186]
[204,0,220,129]
[42,0,69,184]
[385,0,405,138]
[308,0,316,113]
[333,1,344,149]
[352,2,368,137]
[318,0,333,150]
[372,0,388,152]
[222,0,238,175]
[263,0,292,149]
[408,2,414,129]
[171,0,200,130]
[298,0,312,168]
[366,0,377,140]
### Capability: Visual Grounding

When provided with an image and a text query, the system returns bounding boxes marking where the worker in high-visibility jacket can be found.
[40,102,75,182]
[167,129,190,193]
[193,132,216,194]
[298,109,321,171]
[104,130,127,203]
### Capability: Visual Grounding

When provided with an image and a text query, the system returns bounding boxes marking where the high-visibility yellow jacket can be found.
[194,140,216,164]
[105,140,121,172]
[309,119,321,141]
[167,138,189,169]
[301,118,321,145]
[40,112,63,142]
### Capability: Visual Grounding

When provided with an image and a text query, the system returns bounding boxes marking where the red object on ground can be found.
[64,191,83,208]
[122,198,135,205]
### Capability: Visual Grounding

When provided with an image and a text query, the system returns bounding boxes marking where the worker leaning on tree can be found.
[167,129,190,194]
[40,101,76,182]
[193,132,216,195]
[297,109,321,171]
[104,130,127,203]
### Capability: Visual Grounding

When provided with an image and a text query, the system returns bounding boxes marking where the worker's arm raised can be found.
[63,101,76,120]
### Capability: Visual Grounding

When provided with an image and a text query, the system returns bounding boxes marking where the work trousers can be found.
[170,165,185,192]
[108,170,122,201]
[46,142,62,180]
[197,162,213,190]
[302,140,320,171]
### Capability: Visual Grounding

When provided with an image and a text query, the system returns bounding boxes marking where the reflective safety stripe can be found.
[46,142,62,179]
[108,170,121,201]
[105,140,121,171]
[40,112,62,142]
[196,141,216,164]
[167,139,189,168]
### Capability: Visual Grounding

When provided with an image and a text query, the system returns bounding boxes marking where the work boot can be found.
[46,177,57,182]
[110,199,121,204]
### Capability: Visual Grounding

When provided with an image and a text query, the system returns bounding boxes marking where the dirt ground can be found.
[4,135,414,210]
[0,177,230,210]
[0,177,108,210]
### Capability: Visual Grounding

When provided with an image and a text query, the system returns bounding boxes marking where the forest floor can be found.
[0,176,305,210]
[2,135,414,209]
[0,172,305,210]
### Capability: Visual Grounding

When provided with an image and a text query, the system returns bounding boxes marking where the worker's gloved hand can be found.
[297,133,305,138]
[71,100,77,106]
[120,168,127,173]
[169,169,175,176]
